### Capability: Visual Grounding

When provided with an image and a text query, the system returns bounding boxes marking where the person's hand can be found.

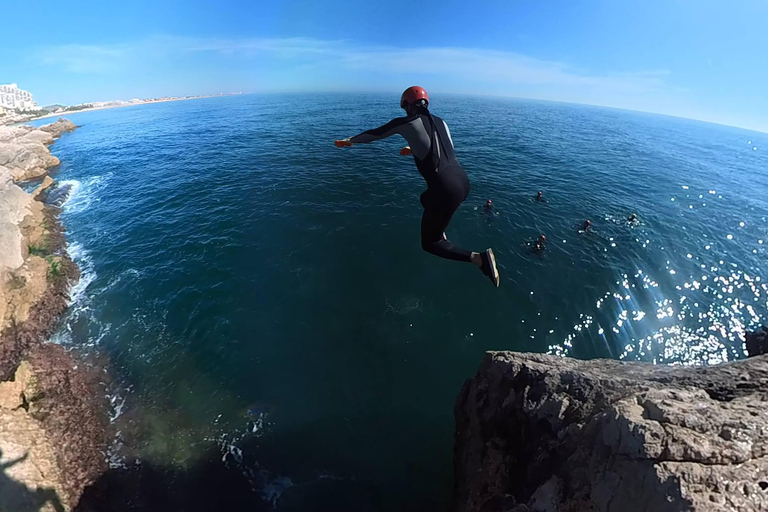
[335,139,353,148]
[400,146,412,156]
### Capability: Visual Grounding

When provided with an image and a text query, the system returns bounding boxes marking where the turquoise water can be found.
[37,94,768,510]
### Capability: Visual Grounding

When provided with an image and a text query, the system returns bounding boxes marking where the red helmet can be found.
[401,86,429,109]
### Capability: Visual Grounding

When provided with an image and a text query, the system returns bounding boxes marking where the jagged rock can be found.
[0,180,33,271]
[454,352,768,512]
[0,126,33,143]
[0,117,102,511]
[39,118,76,137]
[24,345,108,507]
[746,327,768,357]
[21,130,56,146]
[0,361,32,409]
[0,143,60,181]
[0,407,68,512]
[0,120,72,182]
[32,176,55,199]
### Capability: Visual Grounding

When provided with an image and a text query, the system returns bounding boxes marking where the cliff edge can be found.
[454,351,768,512]
[0,119,107,511]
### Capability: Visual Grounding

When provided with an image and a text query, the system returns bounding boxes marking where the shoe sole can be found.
[486,249,500,287]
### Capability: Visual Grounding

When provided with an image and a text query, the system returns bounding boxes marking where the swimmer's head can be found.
[486,199,492,206]
[629,213,637,220]
[584,220,591,228]
[537,191,543,198]
[538,235,546,242]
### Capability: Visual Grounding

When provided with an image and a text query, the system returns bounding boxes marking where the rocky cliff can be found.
[454,351,768,512]
[0,118,75,181]
[0,119,107,511]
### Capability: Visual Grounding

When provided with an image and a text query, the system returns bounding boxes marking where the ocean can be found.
[33,93,768,510]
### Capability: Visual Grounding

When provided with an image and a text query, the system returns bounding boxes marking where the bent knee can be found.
[421,236,440,254]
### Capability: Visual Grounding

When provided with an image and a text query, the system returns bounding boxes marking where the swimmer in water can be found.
[533,235,546,251]
[535,191,547,202]
[628,213,639,225]
[483,199,496,222]
[581,219,592,232]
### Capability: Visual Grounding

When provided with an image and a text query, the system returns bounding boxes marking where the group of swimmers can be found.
[335,86,640,288]
[483,191,640,253]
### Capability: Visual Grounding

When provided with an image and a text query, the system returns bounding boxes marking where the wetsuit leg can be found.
[418,162,472,263]
[420,206,472,262]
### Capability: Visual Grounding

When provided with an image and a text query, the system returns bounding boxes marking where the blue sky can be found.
[1,0,767,132]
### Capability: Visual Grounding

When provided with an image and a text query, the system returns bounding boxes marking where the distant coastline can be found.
[0,92,243,126]
[29,93,243,121]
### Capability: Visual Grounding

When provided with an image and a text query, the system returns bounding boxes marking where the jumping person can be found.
[334,86,500,287]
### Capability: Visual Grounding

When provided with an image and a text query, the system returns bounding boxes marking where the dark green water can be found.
[37,93,768,510]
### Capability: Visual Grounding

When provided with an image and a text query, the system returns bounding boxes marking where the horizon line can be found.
[50,88,768,136]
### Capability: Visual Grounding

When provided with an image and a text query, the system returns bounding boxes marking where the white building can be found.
[0,83,37,111]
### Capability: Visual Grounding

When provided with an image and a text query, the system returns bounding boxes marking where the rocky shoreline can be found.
[454,350,768,512]
[2,116,767,512]
[0,119,107,511]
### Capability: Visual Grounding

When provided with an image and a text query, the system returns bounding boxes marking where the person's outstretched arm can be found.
[335,117,410,147]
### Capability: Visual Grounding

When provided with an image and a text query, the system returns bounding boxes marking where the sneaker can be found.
[480,248,500,287]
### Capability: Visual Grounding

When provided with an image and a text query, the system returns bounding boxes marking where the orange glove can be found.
[400,146,412,156]
[335,139,353,148]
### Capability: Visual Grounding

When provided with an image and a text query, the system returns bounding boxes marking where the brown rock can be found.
[0,126,33,143]
[21,130,56,146]
[32,176,55,199]
[0,407,68,512]
[24,344,108,507]
[0,143,60,181]
[0,361,32,409]
[0,180,32,271]
[39,118,76,137]
[454,352,768,512]
[0,117,102,510]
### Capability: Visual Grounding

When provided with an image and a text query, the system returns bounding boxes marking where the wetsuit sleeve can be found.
[349,117,410,144]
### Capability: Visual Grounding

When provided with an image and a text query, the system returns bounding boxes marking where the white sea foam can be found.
[109,391,127,423]
[66,242,96,306]
[58,179,82,210]
[48,173,108,347]
[60,173,111,215]
[56,179,81,205]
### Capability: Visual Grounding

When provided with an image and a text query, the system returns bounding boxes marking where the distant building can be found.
[0,83,37,111]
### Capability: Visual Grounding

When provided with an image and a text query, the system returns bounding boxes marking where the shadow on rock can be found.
[0,449,65,512]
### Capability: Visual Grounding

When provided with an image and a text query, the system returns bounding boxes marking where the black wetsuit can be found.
[350,107,472,262]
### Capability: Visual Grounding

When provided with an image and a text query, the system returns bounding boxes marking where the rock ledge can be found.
[454,351,768,512]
